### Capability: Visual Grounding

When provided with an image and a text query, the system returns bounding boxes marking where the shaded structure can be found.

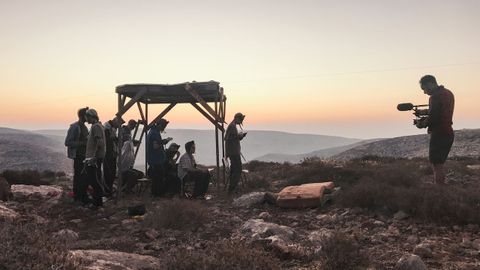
[114,81,227,194]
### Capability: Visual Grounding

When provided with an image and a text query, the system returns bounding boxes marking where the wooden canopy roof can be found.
[115,81,225,104]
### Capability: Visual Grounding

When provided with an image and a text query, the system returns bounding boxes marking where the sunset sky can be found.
[0,0,479,138]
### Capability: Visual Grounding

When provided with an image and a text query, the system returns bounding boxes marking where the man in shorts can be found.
[416,75,455,184]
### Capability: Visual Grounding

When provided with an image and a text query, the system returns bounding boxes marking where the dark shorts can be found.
[429,133,454,165]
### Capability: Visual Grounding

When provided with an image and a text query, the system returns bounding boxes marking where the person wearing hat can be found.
[164,143,181,195]
[121,119,138,146]
[147,118,172,197]
[64,107,89,203]
[103,116,124,197]
[225,112,247,194]
[79,108,106,208]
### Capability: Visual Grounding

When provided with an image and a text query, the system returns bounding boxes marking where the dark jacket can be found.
[427,86,454,136]
[65,121,89,159]
[225,122,243,157]
[147,128,168,166]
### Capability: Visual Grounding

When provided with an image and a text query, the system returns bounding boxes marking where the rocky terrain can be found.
[0,128,70,172]
[334,129,480,161]
[1,157,480,269]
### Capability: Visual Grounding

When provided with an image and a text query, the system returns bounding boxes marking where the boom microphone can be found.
[397,103,414,111]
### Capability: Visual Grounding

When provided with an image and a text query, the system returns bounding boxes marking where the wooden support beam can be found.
[121,95,127,107]
[190,103,224,132]
[185,84,224,123]
[137,102,146,123]
[116,88,147,117]
[148,103,176,127]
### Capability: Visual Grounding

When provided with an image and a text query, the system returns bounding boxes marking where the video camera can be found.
[397,103,429,126]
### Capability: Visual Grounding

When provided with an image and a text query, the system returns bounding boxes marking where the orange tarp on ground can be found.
[277,182,334,209]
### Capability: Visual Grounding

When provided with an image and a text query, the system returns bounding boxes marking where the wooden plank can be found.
[137,102,146,123]
[185,84,224,123]
[148,103,176,127]
[116,88,147,117]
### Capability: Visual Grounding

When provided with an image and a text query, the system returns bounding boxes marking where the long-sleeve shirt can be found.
[147,129,168,166]
[225,122,242,157]
[86,122,106,159]
[427,86,454,136]
[178,153,196,180]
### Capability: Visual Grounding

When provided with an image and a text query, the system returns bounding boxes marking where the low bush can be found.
[0,221,82,269]
[320,231,370,270]
[1,169,49,185]
[143,199,209,231]
[165,240,281,270]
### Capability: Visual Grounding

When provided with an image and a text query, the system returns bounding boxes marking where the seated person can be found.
[177,141,210,199]
[164,143,181,195]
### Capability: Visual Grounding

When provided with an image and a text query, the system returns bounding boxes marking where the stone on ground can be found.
[70,249,161,270]
[395,254,427,270]
[233,192,266,208]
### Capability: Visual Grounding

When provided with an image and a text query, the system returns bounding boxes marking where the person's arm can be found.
[426,95,442,128]
[65,125,81,147]
[93,125,105,153]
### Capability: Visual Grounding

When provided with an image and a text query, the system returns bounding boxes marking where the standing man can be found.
[65,107,89,202]
[147,119,172,197]
[416,75,455,184]
[177,141,210,199]
[80,109,106,208]
[225,112,247,194]
[121,119,138,146]
[103,116,124,197]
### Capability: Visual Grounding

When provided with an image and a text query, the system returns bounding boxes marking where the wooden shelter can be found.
[114,81,227,194]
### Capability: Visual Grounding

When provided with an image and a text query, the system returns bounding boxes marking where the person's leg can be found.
[89,160,104,207]
[228,155,242,193]
[150,165,165,197]
[103,156,116,196]
[76,163,90,204]
[432,164,446,184]
[73,158,84,201]
[429,133,454,185]
[192,171,210,198]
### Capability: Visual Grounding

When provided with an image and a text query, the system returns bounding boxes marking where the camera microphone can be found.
[397,103,414,111]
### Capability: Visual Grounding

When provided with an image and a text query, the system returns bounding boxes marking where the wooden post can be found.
[215,100,220,191]
[116,88,147,118]
[116,93,123,201]
[145,102,149,174]
[148,103,176,127]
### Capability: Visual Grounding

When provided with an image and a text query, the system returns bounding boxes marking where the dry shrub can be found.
[320,231,369,270]
[143,199,209,231]
[165,239,281,270]
[338,164,480,224]
[0,221,83,270]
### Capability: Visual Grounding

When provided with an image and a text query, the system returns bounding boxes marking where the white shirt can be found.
[178,153,196,180]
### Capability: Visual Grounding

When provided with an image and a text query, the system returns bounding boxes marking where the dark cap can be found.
[155,118,169,126]
[234,112,245,119]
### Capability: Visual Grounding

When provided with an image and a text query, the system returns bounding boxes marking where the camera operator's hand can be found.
[415,118,428,129]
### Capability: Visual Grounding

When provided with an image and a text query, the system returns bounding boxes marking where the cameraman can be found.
[416,75,455,184]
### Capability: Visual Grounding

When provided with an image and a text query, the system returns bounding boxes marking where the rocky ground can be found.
[1,157,480,269]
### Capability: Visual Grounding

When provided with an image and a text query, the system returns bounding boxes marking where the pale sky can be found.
[0,0,479,139]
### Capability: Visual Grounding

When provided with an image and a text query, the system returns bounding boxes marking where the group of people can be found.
[65,106,248,208]
[65,108,139,209]
[146,112,247,198]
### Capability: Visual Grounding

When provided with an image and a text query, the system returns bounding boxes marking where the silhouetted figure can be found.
[225,112,247,194]
[416,75,455,184]
[178,141,210,199]
[147,119,172,197]
[121,119,138,146]
[79,109,106,208]
[103,116,124,197]
[65,107,89,202]
[164,143,181,195]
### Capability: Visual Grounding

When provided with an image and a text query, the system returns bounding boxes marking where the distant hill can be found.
[35,129,360,166]
[255,139,381,163]
[0,128,70,172]
[333,129,480,160]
